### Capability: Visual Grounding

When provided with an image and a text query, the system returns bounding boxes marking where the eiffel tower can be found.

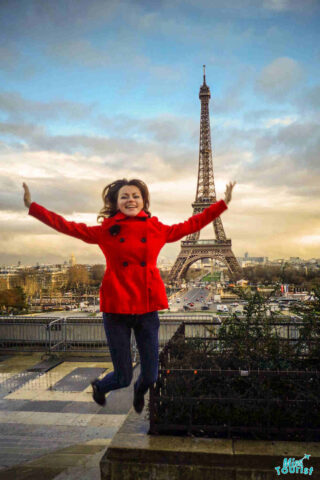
[168,66,242,284]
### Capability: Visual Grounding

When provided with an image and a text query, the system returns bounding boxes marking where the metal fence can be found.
[0,314,216,358]
[0,317,56,352]
[149,321,320,441]
[0,314,303,358]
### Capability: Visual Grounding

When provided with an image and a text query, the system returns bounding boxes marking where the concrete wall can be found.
[101,408,320,480]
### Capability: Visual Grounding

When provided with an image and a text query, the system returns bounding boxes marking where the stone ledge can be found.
[100,408,320,480]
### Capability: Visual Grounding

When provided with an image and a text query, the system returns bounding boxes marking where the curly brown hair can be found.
[97,178,151,222]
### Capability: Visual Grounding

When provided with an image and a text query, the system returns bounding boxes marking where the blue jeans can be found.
[97,311,160,396]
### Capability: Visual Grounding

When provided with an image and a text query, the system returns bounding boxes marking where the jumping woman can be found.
[22,179,235,413]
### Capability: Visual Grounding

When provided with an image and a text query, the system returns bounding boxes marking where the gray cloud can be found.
[251,121,320,164]
[47,38,147,70]
[0,92,95,123]
[1,109,318,202]
[296,84,320,114]
[1,177,105,215]
[243,109,288,123]
[0,0,119,42]
[161,0,320,19]
[255,57,304,101]
[0,1,178,79]
[0,88,202,159]
[262,0,318,12]
[0,113,199,177]
[0,43,38,78]
[97,113,198,144]
[211,116,320,201]
[274,122,319,152]
[0,122,46,138]
[213,68,256,115]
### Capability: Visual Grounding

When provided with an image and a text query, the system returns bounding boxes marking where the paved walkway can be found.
[0,353,140,479]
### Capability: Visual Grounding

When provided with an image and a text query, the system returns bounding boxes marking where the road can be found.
[169,287,244,314]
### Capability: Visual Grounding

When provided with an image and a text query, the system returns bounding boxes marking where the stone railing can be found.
[100,406,320,480]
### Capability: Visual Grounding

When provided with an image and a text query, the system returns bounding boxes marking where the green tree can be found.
[291,286,320,365]
[90,264,105,287]
[67,265,90,292]
[242,264,320,287]
[217,286,295,370]
[0,286,27,314]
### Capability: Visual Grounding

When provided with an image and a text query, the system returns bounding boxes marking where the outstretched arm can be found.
[23,182,101,244]
[161,181,236,243]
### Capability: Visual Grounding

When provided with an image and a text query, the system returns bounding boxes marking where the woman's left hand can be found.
[224,181,236,205]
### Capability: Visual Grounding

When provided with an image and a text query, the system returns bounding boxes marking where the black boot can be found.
[133,382,145,414]
[91,379,106,406]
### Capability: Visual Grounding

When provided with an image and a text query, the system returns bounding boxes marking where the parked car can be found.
[217,304,228,313]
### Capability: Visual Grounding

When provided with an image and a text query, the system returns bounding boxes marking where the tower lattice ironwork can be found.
[168,66,242,284]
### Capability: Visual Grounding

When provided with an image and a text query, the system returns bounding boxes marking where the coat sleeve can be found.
[159,200,228,243]
[28,202,101,244]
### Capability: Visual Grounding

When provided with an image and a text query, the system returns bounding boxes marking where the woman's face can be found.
[116,185,144,217]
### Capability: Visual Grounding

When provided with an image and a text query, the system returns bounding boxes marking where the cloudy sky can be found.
[1,0,320,266]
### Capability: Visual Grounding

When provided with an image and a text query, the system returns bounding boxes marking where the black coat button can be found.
[123,261,128,267]
[120,238,125,242]
[141,237,147,243]
[140,261,146,266]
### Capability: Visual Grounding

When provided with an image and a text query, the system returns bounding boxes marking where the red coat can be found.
[29,200,228,314]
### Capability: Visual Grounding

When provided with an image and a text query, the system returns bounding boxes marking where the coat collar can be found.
[111,209,149,222]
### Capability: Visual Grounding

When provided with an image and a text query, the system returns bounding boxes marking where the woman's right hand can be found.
[22,182,31,208]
